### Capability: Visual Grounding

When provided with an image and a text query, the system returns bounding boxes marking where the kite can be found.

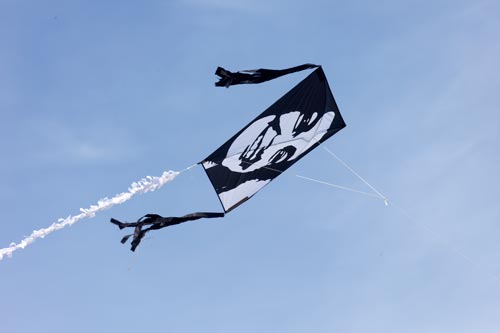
[111,64,346,251]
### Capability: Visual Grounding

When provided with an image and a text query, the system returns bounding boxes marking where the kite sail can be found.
[112,64,346,250]
[204,66,345,211]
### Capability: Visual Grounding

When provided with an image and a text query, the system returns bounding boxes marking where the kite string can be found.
[296,175,382,199]
[296,144,388,204]
[224,146,387,202]
[389,199,500,284]
[301,147,500,284]
[0,164,197,261]
[322,146,388,205]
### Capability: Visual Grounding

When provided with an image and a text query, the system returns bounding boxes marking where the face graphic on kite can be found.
[222,110,336,173]
[202,67,345,212]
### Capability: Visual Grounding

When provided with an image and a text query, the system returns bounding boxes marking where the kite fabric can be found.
[203,66,346,212]
[215,63,319,87]
[111,64,346,251]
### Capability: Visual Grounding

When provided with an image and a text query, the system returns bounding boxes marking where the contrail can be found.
[0,169,183,260]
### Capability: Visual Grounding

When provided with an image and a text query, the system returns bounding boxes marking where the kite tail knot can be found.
[215,67,234,87]
[110,214,162,251]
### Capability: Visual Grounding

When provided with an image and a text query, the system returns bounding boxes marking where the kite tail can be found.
[215,63,319,87]
[110,212,225,251]
[0,170,181,261]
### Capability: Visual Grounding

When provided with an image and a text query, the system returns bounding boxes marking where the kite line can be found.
[0,165,196,261]
[322,147,389,206]
[297,148,500,284]
[295,175,383,199]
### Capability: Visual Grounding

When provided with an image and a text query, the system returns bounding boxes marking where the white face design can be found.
[222,110,336,173]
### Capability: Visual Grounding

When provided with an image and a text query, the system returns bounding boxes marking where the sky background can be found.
[1,0,500,332]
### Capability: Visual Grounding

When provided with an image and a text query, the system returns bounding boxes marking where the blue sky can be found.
[1,0,500,332]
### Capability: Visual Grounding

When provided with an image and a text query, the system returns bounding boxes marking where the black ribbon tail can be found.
[215,63,319,87]
[110,218,129,230]
[110,212,225,251]
[120,234,133,244]
[110,214,162,229]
